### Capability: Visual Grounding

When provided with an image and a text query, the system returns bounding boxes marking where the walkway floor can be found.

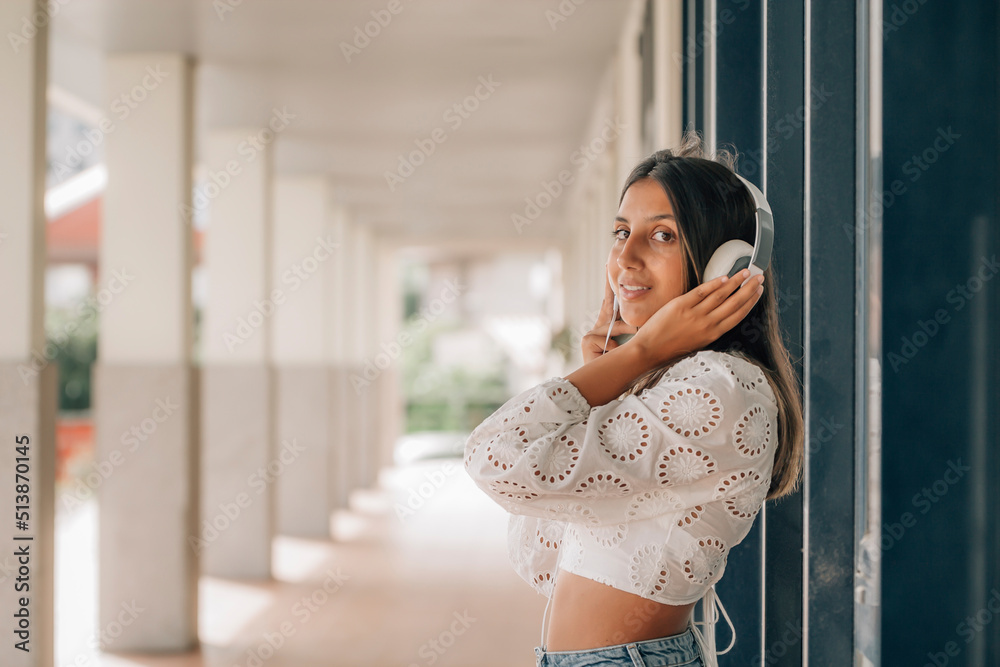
[55,457,547,667]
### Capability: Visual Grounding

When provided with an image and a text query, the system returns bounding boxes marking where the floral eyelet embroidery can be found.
[542,501,600,526]
[663,354,714,383]
[489,480,539,502]
[527,434,581,484]
[573,471,631,497]
[630,544,670,596]
[625,489,685,520]
[598,410,651,461]
[485,427,529,471]
[533,570,554,589]
[659,386,723,438]
[657,445,717,485]
[547,384,590,414]
[683,536,726,585]
[588,523,629,549]
[536,521,563,550]
[677,505,704,528]
[734,404,772,458]
[724,474,768,520]
[713,470,760,501]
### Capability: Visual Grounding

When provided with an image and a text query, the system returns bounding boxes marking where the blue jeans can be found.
[532,625,705,667]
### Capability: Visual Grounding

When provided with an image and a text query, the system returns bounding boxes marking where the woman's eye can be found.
[611,229,628,240]
[656,230,675,242]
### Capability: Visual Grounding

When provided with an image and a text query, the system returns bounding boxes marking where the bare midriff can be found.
[544,569,698,651]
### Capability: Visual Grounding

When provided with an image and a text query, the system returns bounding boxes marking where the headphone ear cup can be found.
[703,240,754,283]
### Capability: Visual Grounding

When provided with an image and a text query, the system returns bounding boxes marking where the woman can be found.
[464,131,804,667]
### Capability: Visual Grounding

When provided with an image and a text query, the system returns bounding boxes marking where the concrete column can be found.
[652,0,683,150]
[0,2,55,665]
[199,129,273,578]
[373,242,403,479]
[353,225,379,489]
[615,0,645,187]
[326,203,354,514]
[94,52,198,651]
[338,220,373,497]
[271,177,335,537]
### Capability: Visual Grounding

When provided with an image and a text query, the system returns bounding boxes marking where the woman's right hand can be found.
[580,268,638,364]
[630,269,764,366]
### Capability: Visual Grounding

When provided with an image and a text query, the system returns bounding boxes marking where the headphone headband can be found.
[733,173,773,273]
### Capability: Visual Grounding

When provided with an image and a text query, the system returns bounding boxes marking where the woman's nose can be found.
[617,237,643,270]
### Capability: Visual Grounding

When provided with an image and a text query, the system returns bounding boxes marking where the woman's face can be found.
[607,177,686,328]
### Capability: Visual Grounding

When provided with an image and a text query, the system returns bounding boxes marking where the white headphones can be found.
[603,173,773,351]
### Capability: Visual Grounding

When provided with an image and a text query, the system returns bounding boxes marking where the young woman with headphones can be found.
[464,131,804,667]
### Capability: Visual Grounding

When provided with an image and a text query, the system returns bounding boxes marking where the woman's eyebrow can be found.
[614,213,676,223]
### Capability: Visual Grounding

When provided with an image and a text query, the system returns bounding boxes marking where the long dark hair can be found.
[616,130,803,501]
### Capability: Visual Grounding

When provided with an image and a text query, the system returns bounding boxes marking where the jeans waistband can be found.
[533,625,701,667]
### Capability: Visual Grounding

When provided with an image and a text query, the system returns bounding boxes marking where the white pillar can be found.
[353,225,380,489]
[94,52,198,651]
[373,242,403,479]
[271,177,335,537]
[339,220,375,495]
[326,203,354,514]
[653,0,683,150]
[0,2,55,665]
[616,0,645,187]
[199,128,273,577]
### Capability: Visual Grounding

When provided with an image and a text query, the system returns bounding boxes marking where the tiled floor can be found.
[55,458,547,667]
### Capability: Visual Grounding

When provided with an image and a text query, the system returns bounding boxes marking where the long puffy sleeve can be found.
[463,350,779,528]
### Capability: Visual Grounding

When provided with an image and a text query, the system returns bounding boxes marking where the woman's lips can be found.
[619,284,651,300]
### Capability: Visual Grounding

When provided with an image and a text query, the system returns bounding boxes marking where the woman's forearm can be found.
[564,342,665,408]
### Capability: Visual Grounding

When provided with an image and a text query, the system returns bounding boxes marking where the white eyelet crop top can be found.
[463,349,779,667]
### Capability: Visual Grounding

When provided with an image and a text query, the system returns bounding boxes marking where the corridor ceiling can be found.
[50,0,632,248]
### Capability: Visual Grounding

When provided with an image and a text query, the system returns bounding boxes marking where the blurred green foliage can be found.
[400,316,508,434]
[45,305,97,413]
